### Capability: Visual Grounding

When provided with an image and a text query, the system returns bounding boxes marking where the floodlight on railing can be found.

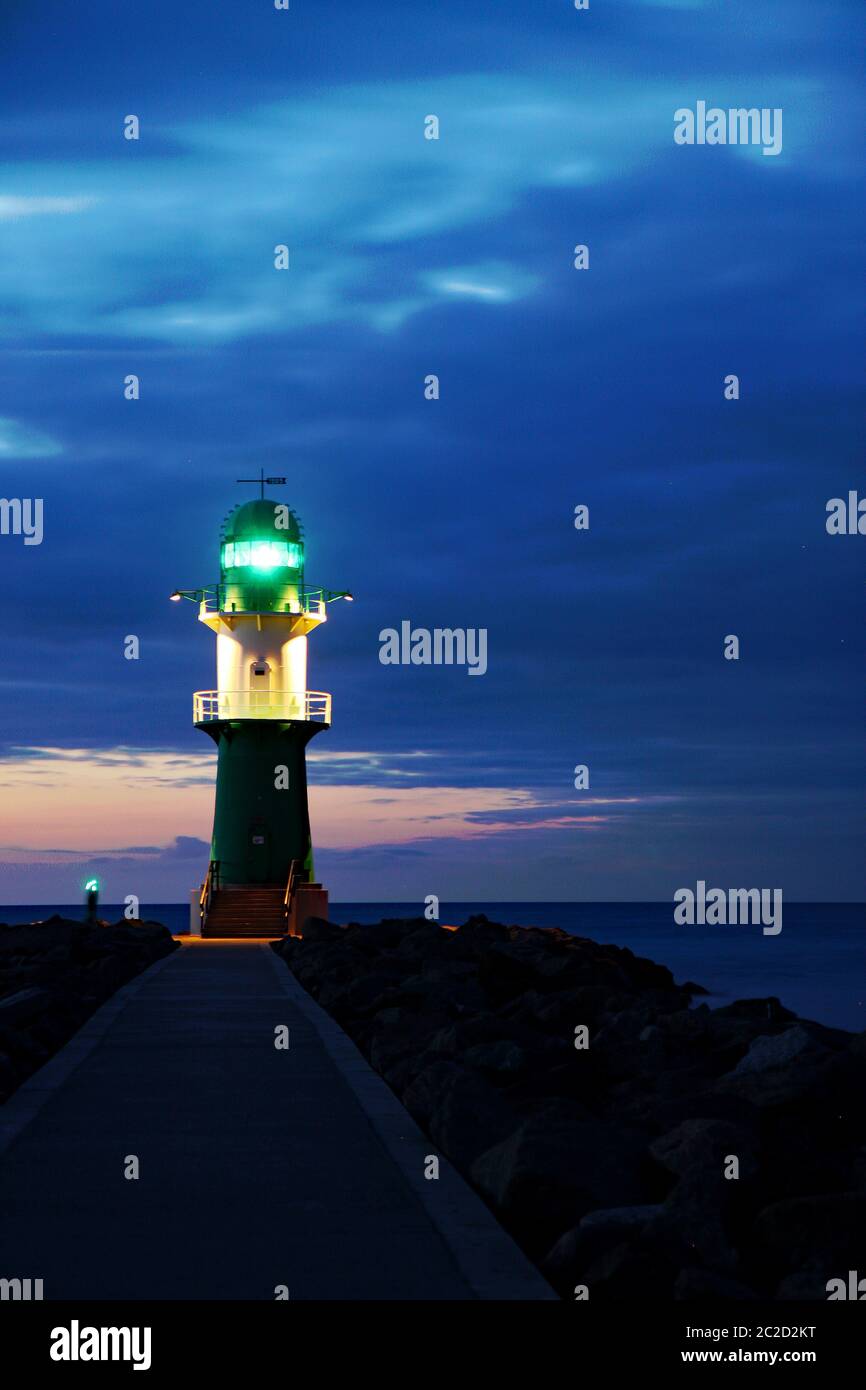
[170,587,209,604]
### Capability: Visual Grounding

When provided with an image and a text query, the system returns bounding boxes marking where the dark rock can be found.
[402,1060,462,1124]
[396,972,487,1014]
[713,997,798,1023]
[579,1203,663,1240]
[649,1118,759,1182]
[476,940,550,1004]
[453,915,510,950]
[757,1109,861,1201]
[372,1006,405,1028]
[392,923,456,963]
[750,1193,866,1273]
[674,1268,758,1300]
[432,1013,560,1059]
[731,1025,829,1074]
[509,985,611,1034]
[369,1012,451,1090]
[774,1268,837,1299]
[716,1025,856,1109]
[403,1061,517,1169]
[543,1204,662,1291]
[464,1039,528,1080]
[645,1174,740,1275]
[354,919,425,951]
[0,1049,17,1100]
[0,917,177,1101]
[0,986,52,1024]
[299,917,344,944]
[583,1241,678,1300]
[505,1053,606,1110]
[470,1101,644,1255]
[617,1087,760,1139]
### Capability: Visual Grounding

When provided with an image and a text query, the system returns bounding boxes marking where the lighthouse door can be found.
[249,659,271,716]
[248,817,269,882]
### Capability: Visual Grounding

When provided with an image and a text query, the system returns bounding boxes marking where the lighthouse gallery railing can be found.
[193,690,331,723]
[198,588,329,618]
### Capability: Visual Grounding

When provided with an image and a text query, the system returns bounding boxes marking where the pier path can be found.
[0,940,553,1300]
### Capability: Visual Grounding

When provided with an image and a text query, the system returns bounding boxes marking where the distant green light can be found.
[84,878,99,893]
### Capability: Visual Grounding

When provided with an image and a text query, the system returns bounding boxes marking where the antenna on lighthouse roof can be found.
[236,468,287,500]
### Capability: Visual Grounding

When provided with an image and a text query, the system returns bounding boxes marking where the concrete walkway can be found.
[0,941,553,1300]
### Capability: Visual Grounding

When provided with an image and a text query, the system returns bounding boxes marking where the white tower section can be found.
[198,606,326,721]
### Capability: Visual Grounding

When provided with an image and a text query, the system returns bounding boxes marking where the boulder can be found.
[511,985,612,1033]
[616,1087,760,1140]
[645,1174,740,1275]
[543,1204,662,1290]
[774,1268,837,1300]
[299,917,344,944]
[582,1240,678,1300]
[674,1268,758,1300]
[453,915,510,950]
[730,1024,827,1074]
[649,1117,759,1182]
[0,1049,17,1100]
[464,1039,529,1081]
[396,972,487,1014]
[402,1060,516,1168]
[470,1101,644,1254]
[0,986,52,1025]
[716,1025,855,1109]
[369,1012,451,1089]
[713,997,798,1023]
[750,1193,866,1273]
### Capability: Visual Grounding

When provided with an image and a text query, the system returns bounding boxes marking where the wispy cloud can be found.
[424,262,536,303]
[0,416,62,458]
[0,195,96,220]
[0,744,645,862]
[0,747,216,854]
[0,71,839,346]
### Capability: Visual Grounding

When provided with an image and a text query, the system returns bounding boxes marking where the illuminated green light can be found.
[84,878,99,892]
[251,541,280,570]
[223,540,302,571]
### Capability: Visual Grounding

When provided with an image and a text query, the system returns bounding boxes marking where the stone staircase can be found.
[202,885,287,938]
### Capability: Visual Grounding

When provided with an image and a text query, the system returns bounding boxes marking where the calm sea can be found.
[2,901,863,1033]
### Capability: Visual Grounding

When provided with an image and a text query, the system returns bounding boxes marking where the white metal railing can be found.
[193,690,331,723]
[199,589,327,618]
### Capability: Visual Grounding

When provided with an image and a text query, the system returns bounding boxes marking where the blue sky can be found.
[0,0,863,904]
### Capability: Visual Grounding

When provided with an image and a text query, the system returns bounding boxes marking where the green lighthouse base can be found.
[197,718,326,886]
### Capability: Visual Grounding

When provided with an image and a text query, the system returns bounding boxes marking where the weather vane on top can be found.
[236,468,286,500]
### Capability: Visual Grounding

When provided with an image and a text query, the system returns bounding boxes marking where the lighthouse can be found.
[172,475,351,937]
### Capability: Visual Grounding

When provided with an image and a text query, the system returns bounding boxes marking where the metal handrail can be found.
[199,587,328,618]
[199,860,220,924]
[193,690,331,724]
[284,858,303,918]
